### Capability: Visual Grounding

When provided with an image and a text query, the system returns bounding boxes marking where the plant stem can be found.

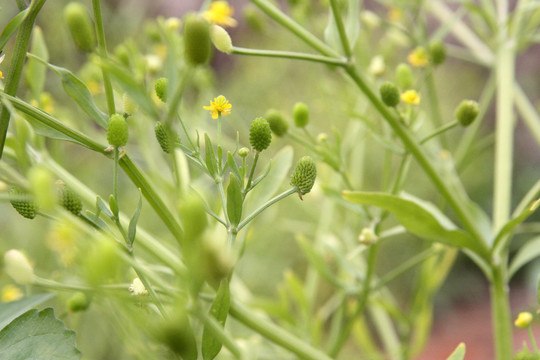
[328,0,352,57]
[91,0,115,115]
[113,147,119,207]
[231,47,347,66]
[491,265,513,360]
[419,120,459,145]
[0,0,47,159]
[245,152,259,192]
[425,70,447,148]
[237,187,297,231]
[528,325,539,353]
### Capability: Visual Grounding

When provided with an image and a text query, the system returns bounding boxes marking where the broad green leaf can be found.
[446,342,466,360]
[26,27,49,100]
[27,54,109,128]
[0,294,54,331]
[509,236,540,278]
[202,279,230,360]
[204,134,218,178]
[0,9,29,51]
[342,191,488,256]
[0,308,81,360]
[128,189,143,246]
[226,152,241,181]
[493,199,540,250]
[226,175,243,227]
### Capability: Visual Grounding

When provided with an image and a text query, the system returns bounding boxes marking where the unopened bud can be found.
[107,114,129,148]
[183,14,212,65]
[455,100,479,127]
[380,81,400,107]
[63,2,96,52]
[358,228,378,245]
[292,102,309,128]
[210,25,232,54]
[4,250,34,285]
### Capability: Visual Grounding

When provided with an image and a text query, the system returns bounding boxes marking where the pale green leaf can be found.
[493,199,540,250]
[0,9,29,51]
[226,175,243,227]
[509,236,540,278]
[204,133,217,178]
[0,294,54,331]
[202,280,230,360]
[128,189,143,246]
[446,342,466,360]
[26,27,49,100]
[226,152,241,181]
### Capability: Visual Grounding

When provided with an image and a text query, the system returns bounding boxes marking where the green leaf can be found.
[345,0,360,48]
[204,133,218,178]
[0,308,81,360]
[128,189,143,246]
[342,191,488,256]
[96,196,113,218]
[202,280,231,360]
[109,194,119,218]
[26,27,49,100]
[446,342,466,360]
[27,54,109,128]
[0,9,29,51]
[226,175,243,227]
[493,199,540,251]
[226,152,241,181]
[0,294,54,331]
[509,236,540,278]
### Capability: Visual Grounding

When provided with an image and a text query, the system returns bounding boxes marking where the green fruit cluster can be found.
[107,114,129,147]
[290,156,317,196]
[249,117,272,152]
[8,188,38,219]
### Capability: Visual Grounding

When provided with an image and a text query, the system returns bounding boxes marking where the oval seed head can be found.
[292,102,309,128]
[290,156,317,196]
[238,147,250,158]
[63,2,96,52]
[265,109,288,137]
[455,100,479,127]
[4,250,34,285]
[183,14,212,65]
[249,117,272,152]
[67,292,90,312]
[380,82,400,107]
[210,25,233,54]
[428,41,446,66]
[107,114,129,147]
[122,93,138,116]
[154,121,180,153]
[8,188,38,219]
[57,182,83,216]
[154,77,168,103]
[395,63,414,89]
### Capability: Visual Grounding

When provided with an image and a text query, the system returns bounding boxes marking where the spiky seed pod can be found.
[265,109,288,137]
[58,183,83,216]
[154,78,168,103]
[107,114,129,147]
[292,102,309,128]
[379,82,400,107]
[395,63,414,89]
[63,2,96,52]
[455,100,479,127]
[123,93,138,116]
[154,122,180,153]
[8,188,38,219]
[249,117,272,152]
[428,41,446,66]
[67,292,90,312]
[290,156,317,197]
[183,14,212,65]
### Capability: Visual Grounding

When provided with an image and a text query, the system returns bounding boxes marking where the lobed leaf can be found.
[0,294,54,331]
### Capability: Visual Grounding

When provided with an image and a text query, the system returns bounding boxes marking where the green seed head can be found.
[154,78,168,103]
[290,156,317,196]
[63,2,96,52]
[8,188,38,219]
[122,93,138,116]
[210,24,232,54]
[428,41,446,66]
[380,81,400,107]
[67,292,90,312]
[455,100,479,127]
[249,117,272,152]
[107,114,129,147]
[183,14,212,66]
[395,63,414,89]
[238,147,250,158]
[114,44,130,67]
[292,102,309,128]
[57,182,83,216]
[154,121,180,154]
[265,109,288,137]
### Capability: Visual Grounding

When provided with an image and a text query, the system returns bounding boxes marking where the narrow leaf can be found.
[226,175,243,227]
[446,343,466,360]
[493,199,540,250]
[509,236,540,278]
[128,189,143,246]
[226,152,241,181]
[202,280,231,360]
[26,27,49,100]
[345,0,360,47]
[96,196,113,218]
[204,133,217,178]
[0,9,29,51]
[109,194,119,218]
[0,294,54,331]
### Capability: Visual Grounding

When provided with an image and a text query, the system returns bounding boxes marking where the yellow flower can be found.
[203,95,232,119]
[408,47,429,67]
[515,312,533,329]
[2,284,22,302]
[387,7,403,22]
[204,1,238,27]
[401,90,420,105]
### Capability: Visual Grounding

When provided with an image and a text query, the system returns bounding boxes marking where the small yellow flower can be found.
[203,95,232,119]
[129,278,148,296]
[401,90,421,105]
[387,7,403,22]
[515,312,533,328]
[408,47,429,67]
[1,284,22,302]
[204,1,238,27]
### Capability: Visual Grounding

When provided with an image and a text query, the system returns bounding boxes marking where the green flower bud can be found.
[8,188,38,219]
[395,63,414,89]
[358,228,378,245]
[265,109,288,137]
[154,77,168,103]
[455,100,479,127]
[57,182,83,216]
[290,156,317,197]
[154,121,180,153]
[67,292,90,312]
[428,41,446,66]
[292,102,310,128]
[114,44,130,67]
[4,249,34,285]
[183,14,212,65]
[238,147,250,158]
[107,114,129,147]
[249,117,272,152]
[63,2,96,52]
[210,24,232,54]
[122,93,138,116]
[379,81,400,107]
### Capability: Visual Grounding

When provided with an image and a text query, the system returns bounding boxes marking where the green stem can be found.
[514,84,540,149]
[231,47,347,66]
[237,187,297,231]
[245,152,259,192]
[132,265,167,317]
[91,0,115,115]
[229,301,333,360]
[491,266,513,360]
[528,325,539,353]
[0,0,47,159]
[328,0,352,57]
[419,120,459,145]
[217,179,230,226]
[113,147,119,207]
[425,70,447,148]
